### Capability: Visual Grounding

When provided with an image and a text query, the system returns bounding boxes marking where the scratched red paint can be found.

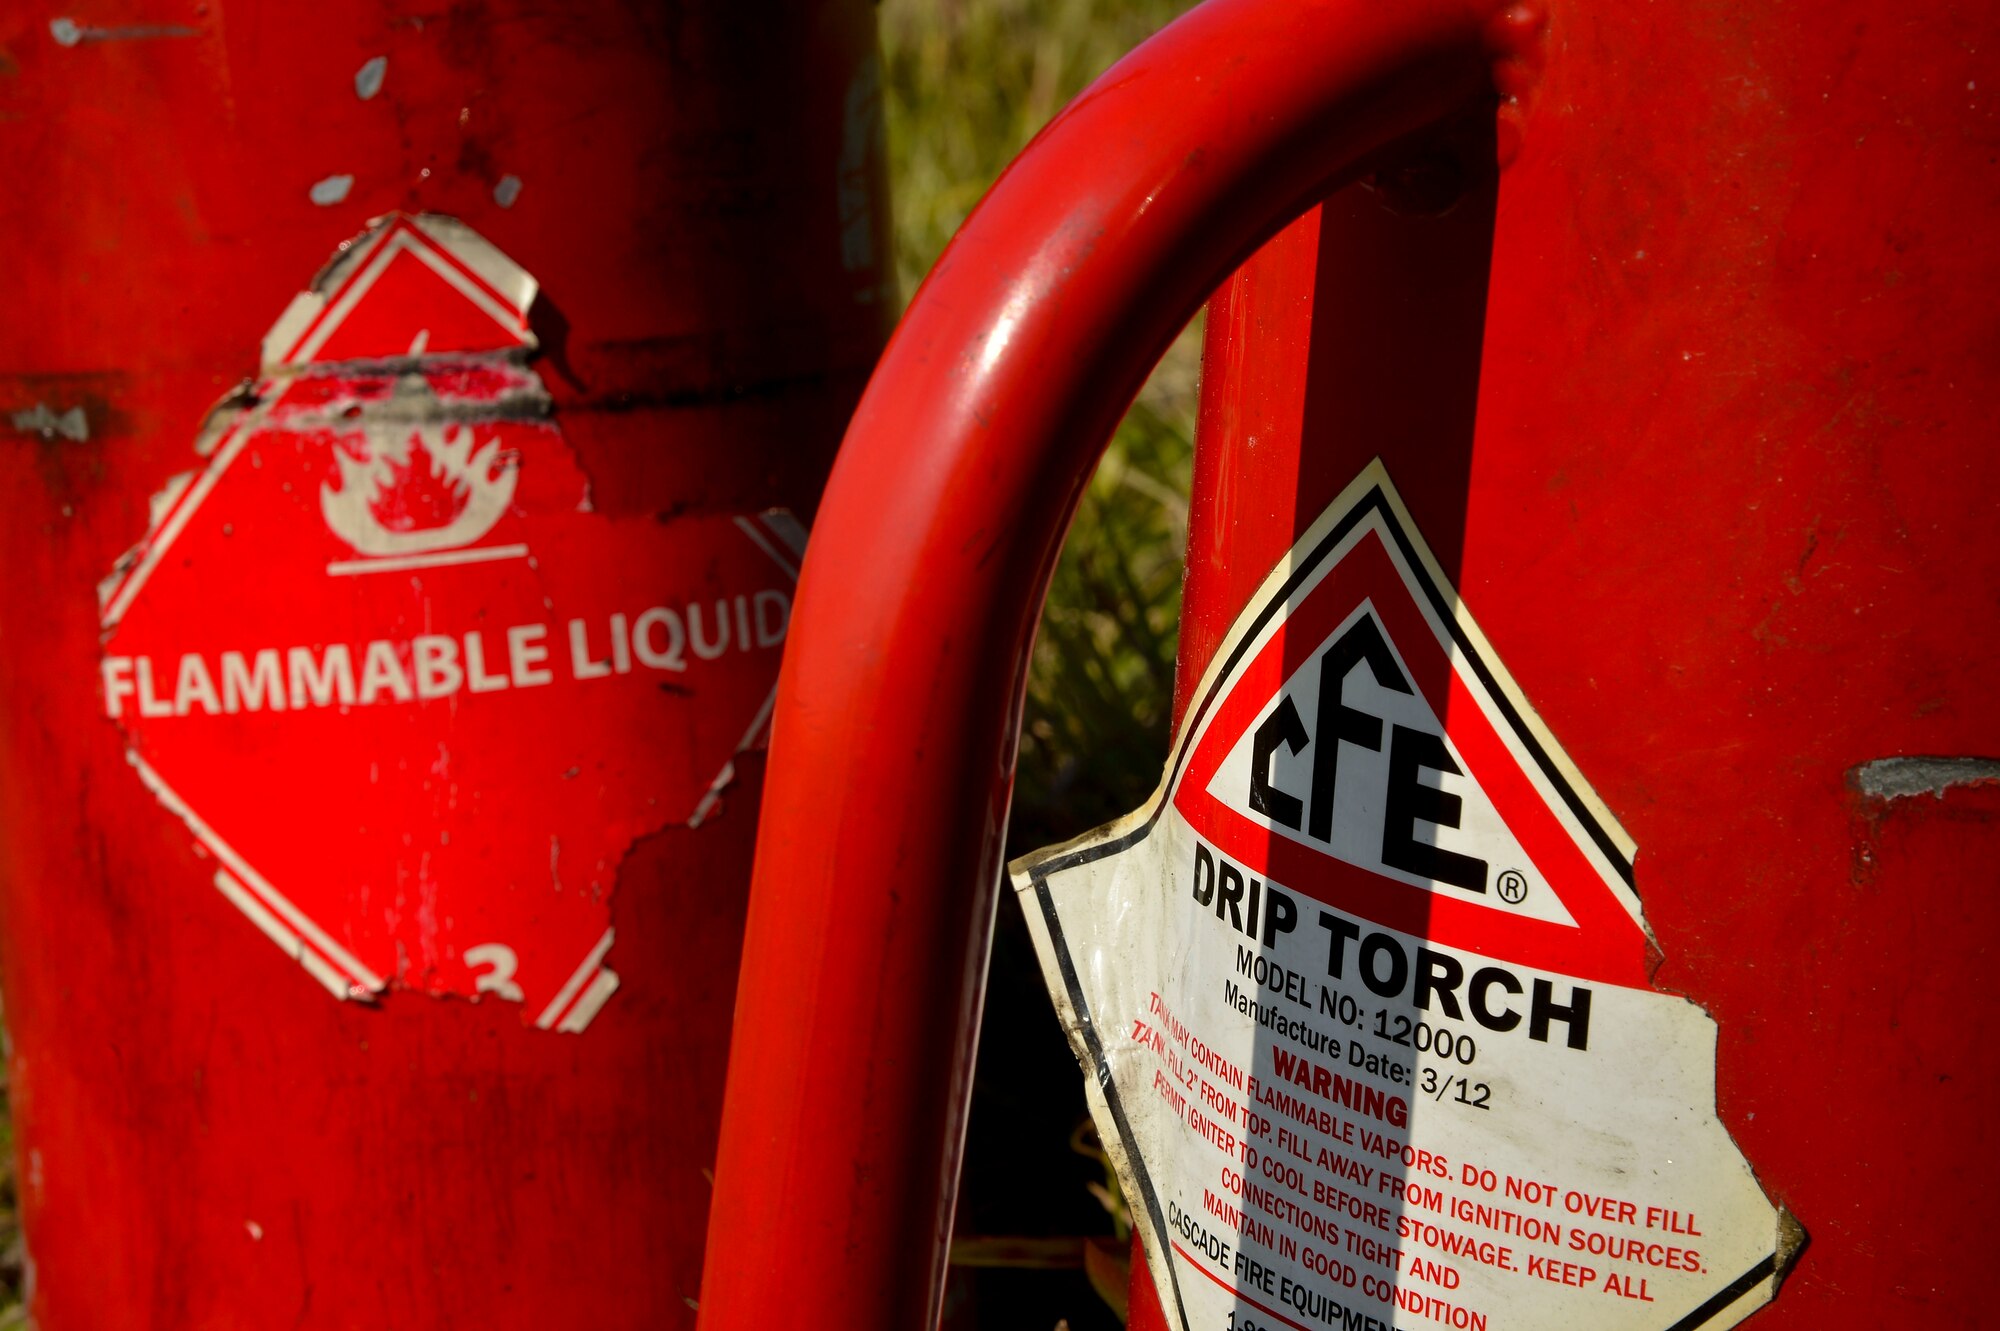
[99,215,801,1029]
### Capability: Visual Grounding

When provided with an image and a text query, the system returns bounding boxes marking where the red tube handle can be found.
[697,1,1535,1325]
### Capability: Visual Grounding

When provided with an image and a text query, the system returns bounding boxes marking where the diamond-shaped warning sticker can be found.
[1014,462,1796,1330]
[99,214,802,1032]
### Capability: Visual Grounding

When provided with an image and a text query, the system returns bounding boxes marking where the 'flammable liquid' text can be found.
[102,593,789,718]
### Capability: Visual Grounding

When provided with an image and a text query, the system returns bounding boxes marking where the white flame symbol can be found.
[321,420,519,557]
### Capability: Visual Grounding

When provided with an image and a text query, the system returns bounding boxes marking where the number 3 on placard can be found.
[465,943,524,1001]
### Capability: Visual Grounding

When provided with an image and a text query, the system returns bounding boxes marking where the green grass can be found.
[881,0,1203,855]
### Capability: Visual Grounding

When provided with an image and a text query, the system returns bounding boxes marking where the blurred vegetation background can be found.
[878,0,1202,1326]
[881,0,1201,860]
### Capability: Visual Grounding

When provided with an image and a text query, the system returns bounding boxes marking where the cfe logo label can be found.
[99,214,801,1031]
[1242,611,1495,900]
[1170,472,1656,984]
[1014,463,1790,1331]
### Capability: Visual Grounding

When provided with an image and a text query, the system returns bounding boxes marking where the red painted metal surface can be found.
[0,3,886,1326]
[704,0,1998,1328]
[1171,0,2000,1318]
[698,1,1533,1326]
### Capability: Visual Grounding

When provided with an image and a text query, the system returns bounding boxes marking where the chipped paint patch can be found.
[1774,1208,1809,1282]
[309,173,354,206]
[1851,755,2000,800]
[354,55,386,99]
[49,16,197,46]
[492,174,523,209]
[10,402,88,442]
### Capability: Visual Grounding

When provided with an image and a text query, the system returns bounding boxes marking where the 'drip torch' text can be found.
[1192,841,1593,1050]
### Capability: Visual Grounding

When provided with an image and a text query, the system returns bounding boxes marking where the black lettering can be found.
[1413,948,1465,1019]
[1193,842,1216,906]
[1359,932,1409,998]
[1381,724,1489,893]
[1530,979,1592,1050]
[1250,697,1308,829]
[1307,617,1412,843]
[1469,966,1523,1032]
[1218,861,1247,932]
[1318,911,1361,978]
[1262,885,1298,946]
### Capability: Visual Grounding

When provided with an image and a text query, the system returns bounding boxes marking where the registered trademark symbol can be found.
[1497,869,1529,904]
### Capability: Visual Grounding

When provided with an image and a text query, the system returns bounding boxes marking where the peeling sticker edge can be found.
[1774,1206,1809,1285]
[264,213,537,371]
[1850,755,2000,801]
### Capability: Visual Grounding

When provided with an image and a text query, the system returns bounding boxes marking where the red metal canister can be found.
[0,3,887,1325]
[1163,4,2000,1321]
[696,0,1998,1327]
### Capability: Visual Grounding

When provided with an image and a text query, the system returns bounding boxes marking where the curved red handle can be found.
[697,1,1532,1325]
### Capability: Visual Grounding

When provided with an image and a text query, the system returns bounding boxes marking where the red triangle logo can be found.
[1171,465,1651,986]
